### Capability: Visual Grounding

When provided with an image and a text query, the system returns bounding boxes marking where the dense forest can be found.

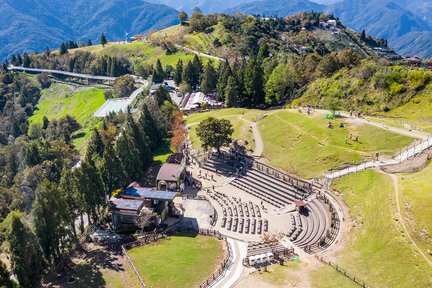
[0,65,177,286]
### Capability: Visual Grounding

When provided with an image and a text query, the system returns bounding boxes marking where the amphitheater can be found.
[186,151,343,256]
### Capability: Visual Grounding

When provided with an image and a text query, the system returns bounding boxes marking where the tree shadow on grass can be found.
[152,138,173,165]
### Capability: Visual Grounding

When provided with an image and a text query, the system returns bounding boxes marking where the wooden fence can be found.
[316,256,370,288]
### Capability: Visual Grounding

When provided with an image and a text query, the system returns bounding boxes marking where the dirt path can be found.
[385,172,432,268]
[238,116,264,158]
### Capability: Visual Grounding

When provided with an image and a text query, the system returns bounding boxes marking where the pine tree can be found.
[153,59,164,84]
[59,164,79,239]
[192,55,203,83]
[33,180,67,263]
[174,59,183,85]
[225,76,238,108]
[87,39,93,46]
[100,144,127,195]
[200,61,218,94]
[2,211,46,287]
[140,104,161,149]
[115,132,144,181]
[182,61,195,89]
[257,41,270,63]
[59,42,68,55]
[217,61,232,101]
[22,53,31,68]
[16,54,22,66]
[86,128,105,159]
[100,32,108,47]
[244,57,265,106]
[11,54,17,66]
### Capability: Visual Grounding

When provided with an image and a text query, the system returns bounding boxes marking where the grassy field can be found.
[398,162,432,261]
[252,261,358,287]
[29,83,105,153]
[69,40,212,68]
[127,234,224,288]
[332,170,432,287]
[186,108,263,152]
[258,110,413,178]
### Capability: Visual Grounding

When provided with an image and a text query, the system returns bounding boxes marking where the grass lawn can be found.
[127,234,224,288]
[332,170,432,287]
[398,162,432,260]
[258,110,413,179]
[152,138,174,165]
[186,108,263,152]
[29,83,105,153]
[255,261,358,288]
[69,40,213,68]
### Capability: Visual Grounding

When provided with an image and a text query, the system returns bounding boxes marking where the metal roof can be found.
[110,198,144,212]
[123,187,177,201]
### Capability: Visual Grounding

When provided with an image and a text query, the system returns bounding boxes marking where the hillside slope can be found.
[226,0,325,17]
[0,0,179,60]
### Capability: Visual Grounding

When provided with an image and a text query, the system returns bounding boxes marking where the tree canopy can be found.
[196,117,234,152]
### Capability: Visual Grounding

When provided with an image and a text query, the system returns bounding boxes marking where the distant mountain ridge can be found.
[224,0,325,17]
[224,0,432,57]
[0,0,179,60]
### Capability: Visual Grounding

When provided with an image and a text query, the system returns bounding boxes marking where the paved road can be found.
[8,65,147,84]
[174,44,226,62]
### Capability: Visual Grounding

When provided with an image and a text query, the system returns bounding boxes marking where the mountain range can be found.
[1,0,432,59]
[150,0,432,57]
[0,0,179,60]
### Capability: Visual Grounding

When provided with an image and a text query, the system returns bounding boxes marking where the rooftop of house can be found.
[156,163,183,182]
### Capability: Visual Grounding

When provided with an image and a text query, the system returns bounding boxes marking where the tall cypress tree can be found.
[174,59,183,85]
[244,57,265,106]
[58,164,79,239]
[59,42,68,55]
[225,76,239,108]
[217,61,232,101]
[2,211,46,287]
[100,144,127,195]
[100,32,108,47]
[200,61,218,94]
[153,59,164,84]
[33,180,66,263]
[86,128,105,159]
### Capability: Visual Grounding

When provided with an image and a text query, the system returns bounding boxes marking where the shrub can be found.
[389,82,406,95]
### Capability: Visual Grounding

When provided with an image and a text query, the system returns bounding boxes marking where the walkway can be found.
[239,116,264,158]
[211,238,247,288]
[325,137,432,179]
[174,44,226,62]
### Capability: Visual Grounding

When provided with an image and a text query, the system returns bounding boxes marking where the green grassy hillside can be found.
[69,40,212,68]
[399,162,432,260]
[29,83,105,153]
[298,61,432,118]
[332,170,432,287]
[258,110,413,179]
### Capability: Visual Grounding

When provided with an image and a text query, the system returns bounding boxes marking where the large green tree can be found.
[244,57,265,106]
[196,117,234,152]
[1,211,46,288]
[174,59,183,85]
[265,63,298,105]
[224,76,239,108]
[200,61,218,94]
[153,59,164,84]
[33,180,68,263]
[100,32,108,47]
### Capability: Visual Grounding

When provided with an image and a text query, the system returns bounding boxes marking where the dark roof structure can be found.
[156,163,182,182]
